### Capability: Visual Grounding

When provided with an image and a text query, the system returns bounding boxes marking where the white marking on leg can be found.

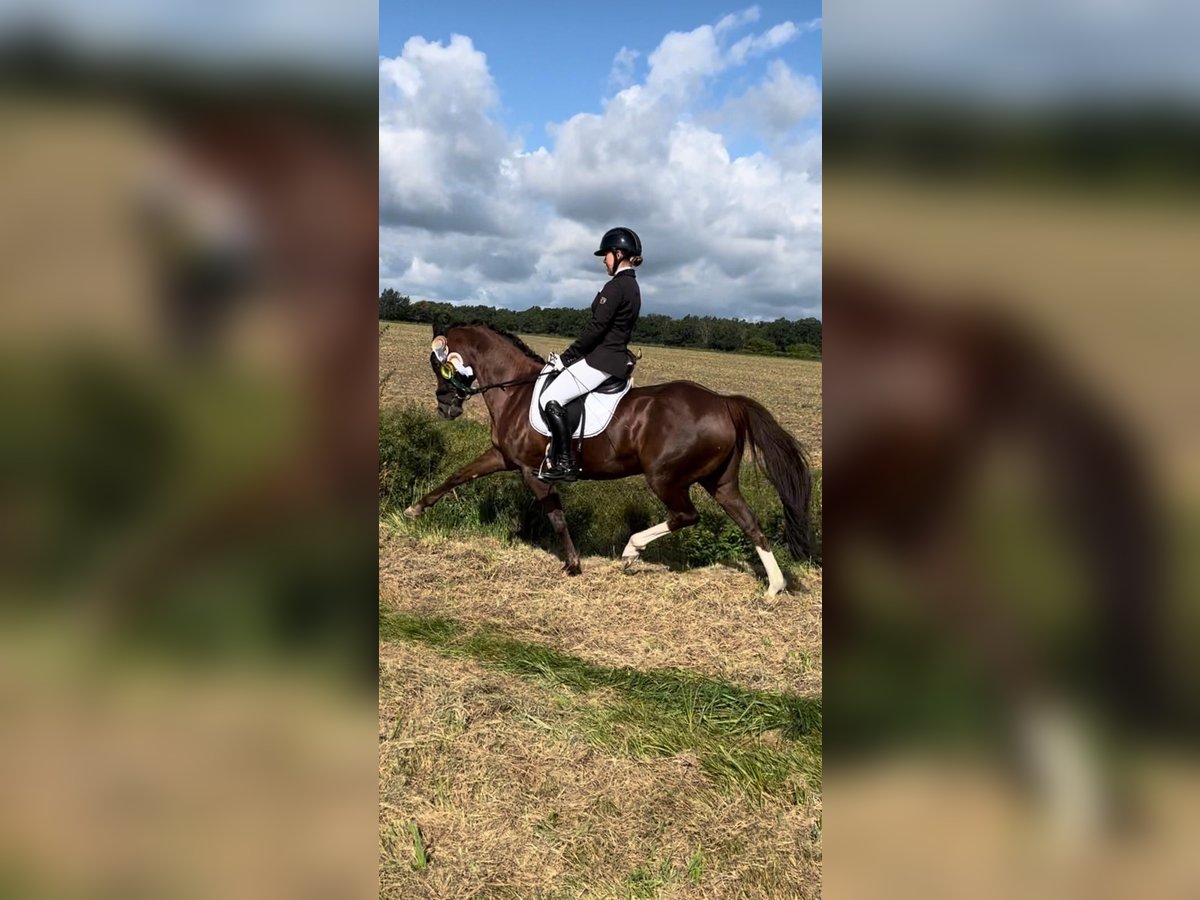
[622,521,671,561]
[756,546,788,596]
[1016,699,1105,852]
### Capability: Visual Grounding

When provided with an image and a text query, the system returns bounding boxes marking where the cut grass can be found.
[378,531,822,699]
[379,636,822,899]
[380,611,820,736]
[381,610,821,801]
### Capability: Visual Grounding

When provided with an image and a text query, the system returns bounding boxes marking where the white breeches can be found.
[539,357,611,409]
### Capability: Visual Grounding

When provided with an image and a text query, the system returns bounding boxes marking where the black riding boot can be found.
[540,400,579,482]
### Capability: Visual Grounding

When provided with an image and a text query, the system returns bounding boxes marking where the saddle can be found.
[528,364,632,439]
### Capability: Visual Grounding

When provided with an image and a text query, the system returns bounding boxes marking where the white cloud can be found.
[715,60,821,139]
[379,15,822,321]
[777,134,823,183]
[715,6,762,36]
[728,21,799,65]
[378,34,518,235]
[609,46,640,88]
[645,25,724,100]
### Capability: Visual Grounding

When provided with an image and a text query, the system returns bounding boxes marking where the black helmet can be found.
[594,227,642,258]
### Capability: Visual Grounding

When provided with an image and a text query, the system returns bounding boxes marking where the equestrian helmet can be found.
[594,227,642,258]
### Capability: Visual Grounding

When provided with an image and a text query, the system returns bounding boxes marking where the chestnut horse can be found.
[403,323,814,595]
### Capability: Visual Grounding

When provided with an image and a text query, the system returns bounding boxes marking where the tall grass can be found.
[380,404,822,569]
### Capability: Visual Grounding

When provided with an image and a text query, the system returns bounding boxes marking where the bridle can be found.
[436,357,541,400]
[432,333,544,402]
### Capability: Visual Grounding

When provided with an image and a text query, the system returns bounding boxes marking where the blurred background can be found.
[7,0,1200,895]
[823,0,1200,896]
[0,2,379,896]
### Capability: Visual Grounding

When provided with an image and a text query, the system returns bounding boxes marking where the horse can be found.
[823,260,1174,841]
[403,323,815,595]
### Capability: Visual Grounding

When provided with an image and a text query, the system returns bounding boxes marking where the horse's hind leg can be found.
[521,469,582,575]
[622,479,699,569]
[702,474,788,596]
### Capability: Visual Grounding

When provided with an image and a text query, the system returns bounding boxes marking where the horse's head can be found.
[426,322,542,418]
[429,325,476,419]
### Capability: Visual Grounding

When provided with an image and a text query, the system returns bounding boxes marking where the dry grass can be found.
[380,637,821,900]
[380,320,822,898]
[379,531,822,899]
[380,533,821,698]
[379,322,822,467]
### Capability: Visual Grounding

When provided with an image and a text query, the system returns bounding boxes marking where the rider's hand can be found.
[548,352,566,372]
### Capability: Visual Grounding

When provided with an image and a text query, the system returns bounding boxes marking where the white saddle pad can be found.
[528,364,633,439]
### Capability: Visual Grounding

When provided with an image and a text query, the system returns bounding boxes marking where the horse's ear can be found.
[432,319,446,338]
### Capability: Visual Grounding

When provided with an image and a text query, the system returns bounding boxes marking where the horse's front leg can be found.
[520,469,582,575]
[404,447,508,518]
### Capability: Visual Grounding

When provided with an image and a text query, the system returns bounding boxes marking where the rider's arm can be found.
[562,284,620,366]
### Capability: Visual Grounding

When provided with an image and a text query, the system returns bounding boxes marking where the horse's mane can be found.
[456,320,545,364]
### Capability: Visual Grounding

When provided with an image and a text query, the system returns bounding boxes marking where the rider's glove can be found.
[548,352,566,372]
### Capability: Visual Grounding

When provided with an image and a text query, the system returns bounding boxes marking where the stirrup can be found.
[538,462,578,483]
[537,449,578,483]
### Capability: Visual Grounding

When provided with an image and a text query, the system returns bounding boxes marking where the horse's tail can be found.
[728,396,814,561]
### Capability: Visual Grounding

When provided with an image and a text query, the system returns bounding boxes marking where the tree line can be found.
[379,289,821,359]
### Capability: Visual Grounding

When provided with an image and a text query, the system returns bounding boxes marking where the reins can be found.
[471,373,542,395]
[446,369,541,397]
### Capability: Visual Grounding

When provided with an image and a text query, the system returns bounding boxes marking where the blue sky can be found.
[379,3,822,321]
[381,2,821,156]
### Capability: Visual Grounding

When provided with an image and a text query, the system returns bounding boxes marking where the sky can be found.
[825,0,1200,107]
[379,2,823,322]
[1,0,376,70]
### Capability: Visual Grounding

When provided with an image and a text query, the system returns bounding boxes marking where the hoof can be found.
[621,554,638,572]
[403,505,422,519]
[563,561,582,576]
[766,583,788,598]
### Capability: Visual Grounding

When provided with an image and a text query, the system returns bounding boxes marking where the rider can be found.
[537,226,643,482]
